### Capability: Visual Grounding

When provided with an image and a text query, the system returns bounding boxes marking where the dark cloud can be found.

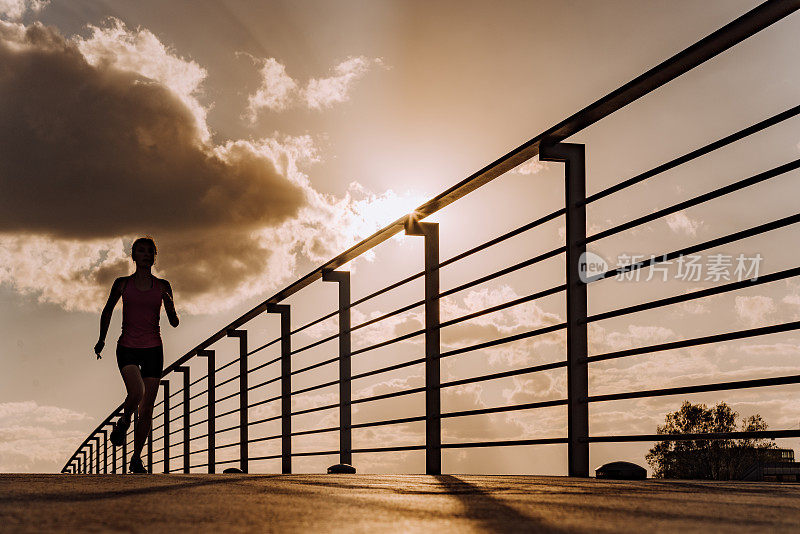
[0,22,305,239]
[0,22,313,308]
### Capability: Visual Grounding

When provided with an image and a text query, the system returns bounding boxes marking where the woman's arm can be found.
[161,280,179,328]
[95,278,123,358]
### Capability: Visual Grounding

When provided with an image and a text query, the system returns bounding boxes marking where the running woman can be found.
[94,236,179,474]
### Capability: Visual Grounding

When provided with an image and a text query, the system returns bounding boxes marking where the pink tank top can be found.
[118,275,163,348]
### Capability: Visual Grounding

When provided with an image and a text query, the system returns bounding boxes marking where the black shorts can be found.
[116,344,164,379]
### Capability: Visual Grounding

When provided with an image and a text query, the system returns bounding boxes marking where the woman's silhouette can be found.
[94,236,179,474]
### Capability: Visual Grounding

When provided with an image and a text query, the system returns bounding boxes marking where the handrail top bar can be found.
[67,1,799,470]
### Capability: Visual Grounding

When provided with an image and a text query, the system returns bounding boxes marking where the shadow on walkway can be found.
[435,475,567,533]
[1,474,262,504]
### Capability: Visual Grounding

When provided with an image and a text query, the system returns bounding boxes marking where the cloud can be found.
[598,324,677,351]
[245,55,384,120]
[783,293,800,308]
[509,157,548,175]
[244,57,298,118]
[0,20,419,314]
[735,295,776,327]
[75,17,210,141]
[303,56,380,110]
[0,401,90,471]
[664,210,702,236]
[0,0,46,21]
[739,342,800,356]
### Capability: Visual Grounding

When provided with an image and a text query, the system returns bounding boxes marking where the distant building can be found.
[742,448,799,482]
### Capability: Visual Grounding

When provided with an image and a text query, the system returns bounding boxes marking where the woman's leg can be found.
[132,377,160,460]
[119,364,144,423]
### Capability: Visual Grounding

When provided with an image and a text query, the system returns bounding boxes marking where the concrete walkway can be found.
[1,474,798,532]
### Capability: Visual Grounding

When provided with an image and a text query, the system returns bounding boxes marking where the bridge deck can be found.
[1,474,798,532]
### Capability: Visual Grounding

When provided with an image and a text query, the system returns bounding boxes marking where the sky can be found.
[0,0,798,475]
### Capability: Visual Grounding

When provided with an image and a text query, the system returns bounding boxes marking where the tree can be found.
[645,401,776,480]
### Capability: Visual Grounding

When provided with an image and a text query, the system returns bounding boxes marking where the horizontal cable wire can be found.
[290,309,339,336]
[248,395,281,410]
[214,358,239,376]
[248,434,281,444]
[587,374,800,403]
[440,246,565,299]
[441,322,568,358]
[441,284,567,329]
[189,374,208,388]
[586,266,800,324]
[292,379,340,397]
[250,454,283,461]
[291,426,339,437]
[215,458,242,465]
[588,212,800,284]
[351,415,426,429]
[188,389,208,403]
[292,450,339,457]
[290,332,340,356]
[189,404,208,416]
[351,357,426,382]
[249,414,281,427]
[584,321,800,364]
[585,429,800,443]
[442,438,568,448]
[441,360,568,389]
[216,390,240,403]
[583,105,800,206]
[215,374,240,390]
[245,337,282,358]
[216,407,240,419]
[440,208,566,268]
[248,355,282,375]
[188,417,209,429]
[352,445,425,454]
[352,387,425,406]
[248,376,280,393]
[350,329,426,357]
[443,398,568,419]
[291,356,339,378]
[291,402,340,417]
[584,158,800,245]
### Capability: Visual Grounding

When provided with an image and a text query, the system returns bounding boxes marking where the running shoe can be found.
[110,416,130,447]
[128,455,147,474]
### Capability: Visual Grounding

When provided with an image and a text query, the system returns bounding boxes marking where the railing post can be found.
[175,366,191,473]
[111,426,117,473]
[267,304,292,474]
[93,437,100,474]
[227,330,249,473]
[122,414,128,474]
[160,380,170,473]
[82,449,87,474]
[404,217,441,475]
[147,422,153,474]
[322,270,352,467]
[540,142,589,477]
[102,430,108,474]
[199,350,216,473]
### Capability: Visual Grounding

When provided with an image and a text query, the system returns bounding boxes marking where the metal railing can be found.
[62,0,800,476]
